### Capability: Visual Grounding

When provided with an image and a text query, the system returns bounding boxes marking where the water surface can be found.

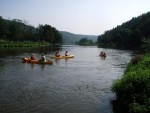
[0,45,132,113]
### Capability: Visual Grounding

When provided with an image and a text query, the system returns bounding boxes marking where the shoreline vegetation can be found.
[111,54,150,113]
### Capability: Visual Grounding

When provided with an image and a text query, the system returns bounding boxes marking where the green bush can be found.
[112,54,150,113]
[130,54,143,65]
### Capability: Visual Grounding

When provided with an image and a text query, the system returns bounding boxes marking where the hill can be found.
[0,17,62,44]
[97,12,150,50]
[60,31,98,44]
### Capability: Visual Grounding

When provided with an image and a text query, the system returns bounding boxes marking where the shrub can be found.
[130,54,143,65]
[112,54,150,113]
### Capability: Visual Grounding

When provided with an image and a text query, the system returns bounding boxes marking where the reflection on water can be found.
[0,45,62,58]
[0,45,132,113]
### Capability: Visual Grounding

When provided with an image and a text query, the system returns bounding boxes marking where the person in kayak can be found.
[30,54,36,60]
[55,51,61,57]
[39,53,46,62]
[99,51,106,57]
[65,51,68,56]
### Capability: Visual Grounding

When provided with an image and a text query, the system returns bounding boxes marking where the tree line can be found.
[0,16,62,45]
[76,37,95,46]
[97,12,150,51]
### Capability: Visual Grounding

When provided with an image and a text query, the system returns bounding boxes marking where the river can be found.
[0,45,132,113]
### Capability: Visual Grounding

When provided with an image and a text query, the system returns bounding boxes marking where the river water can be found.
[0,45,132,113]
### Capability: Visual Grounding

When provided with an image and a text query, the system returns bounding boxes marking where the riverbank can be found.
[112,54,150,113]
[0,40,51,48]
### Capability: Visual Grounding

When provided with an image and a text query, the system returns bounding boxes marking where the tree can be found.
[0,16,7,40]
[78,37,95,46]
[97,12,150,50]
[0,16,63,44]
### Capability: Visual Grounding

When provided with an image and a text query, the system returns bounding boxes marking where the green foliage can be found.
[98,12,150,50]
[112,54,150,113]
[0,16,7,39]
[141,37,150,52]
[76,37,95,46]
[130,54,143,65]
[0,17,62,45]
[129,102,150,113]
[37,24,62,44]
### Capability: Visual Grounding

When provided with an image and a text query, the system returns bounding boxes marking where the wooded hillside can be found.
[97,12,150,50]
[0,17,62,45]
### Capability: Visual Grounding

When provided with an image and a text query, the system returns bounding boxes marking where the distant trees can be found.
[0,16,7,39]
[97,12,150,50]
[37,24,62,44]
[76,37,95,46]
[0,17,62,45]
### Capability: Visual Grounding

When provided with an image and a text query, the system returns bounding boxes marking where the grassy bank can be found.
[0,40,51,48]
[112,54,150,113]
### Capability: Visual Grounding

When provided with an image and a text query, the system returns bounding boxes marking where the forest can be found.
[97,12,150,51]
[0,16,62,45]
[76,37,95,46]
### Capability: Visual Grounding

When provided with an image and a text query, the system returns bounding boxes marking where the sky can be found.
[0,0,150,35]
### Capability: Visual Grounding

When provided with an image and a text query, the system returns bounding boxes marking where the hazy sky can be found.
[0,0,150,35]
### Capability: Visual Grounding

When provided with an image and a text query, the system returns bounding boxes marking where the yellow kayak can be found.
[50,55,75,59]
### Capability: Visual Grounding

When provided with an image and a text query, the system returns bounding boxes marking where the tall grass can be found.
[112,54,150,113]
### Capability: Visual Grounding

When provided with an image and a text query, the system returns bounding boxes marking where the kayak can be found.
[22,58,53,65]
[100,54,106,57]
[50,55,75,59]
[31,60,53,65]
[99,51,106,57]
[22,57,32,63]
